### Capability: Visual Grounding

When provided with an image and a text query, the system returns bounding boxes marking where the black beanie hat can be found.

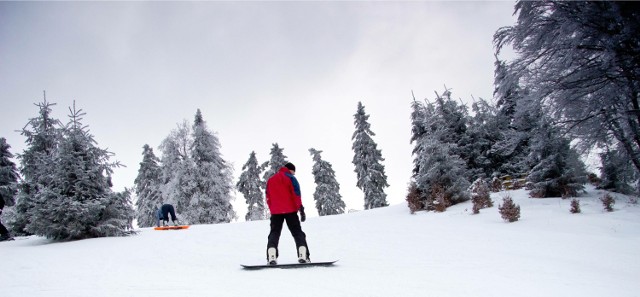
[285,162,296,171]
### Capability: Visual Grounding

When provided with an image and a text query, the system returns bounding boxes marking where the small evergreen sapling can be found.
[498,195,520,222]
[431,184,448,213]
[570,199,581,214]
[600,193,615,212]
[406,182,423,214]
[470,178,493,214]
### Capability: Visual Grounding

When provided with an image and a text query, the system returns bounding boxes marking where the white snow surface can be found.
[2,185,639,297]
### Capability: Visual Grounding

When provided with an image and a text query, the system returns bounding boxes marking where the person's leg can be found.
[0,221,9,236]
[168,205,177,223]
[162,206,170,226]
[0,220,11,240]
[284,212,310,259]
[266,214,285,260]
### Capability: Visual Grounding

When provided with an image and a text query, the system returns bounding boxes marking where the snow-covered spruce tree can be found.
[159,120,193,216]
[526,112,587,198]
[460,97,502,181]
[237,151,266,221]
[415,126,470,210]
[261,143,288,217]
[599,147,635,195]
[490,58,533,177]
[410,99,429,182]
[410,92,470,211]
[12,97,62,235]
[26,103,134,240]
[0,138,19,208]
[133,144,163,228]
[262,143,288,185]
[494,1,640,180]
[352,102,389,210]
[309,148,345,216]
[187,109,235,224]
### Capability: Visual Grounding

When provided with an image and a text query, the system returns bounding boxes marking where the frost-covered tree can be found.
[352,102,389,209]
[260,143,288,218]
[309,148,345,216]
[433,89,468,149]
[237,151,266,221]
[159,120,193,215]
[0,138,19,208]
[410,98,429,179]
[134,144,163,227]
[262,143,288,185]
[187,109,235,224]
[12,97,61,235]
[460,98,502,181]
[26,103,134,240]
[489,91,536,177]
[526,114,587,198]
[598,147,635,195]
[410,91,470,211]
[494,1,640,180]
[415,126,470,210]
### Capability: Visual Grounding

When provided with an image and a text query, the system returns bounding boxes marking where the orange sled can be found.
[154,225,190,230]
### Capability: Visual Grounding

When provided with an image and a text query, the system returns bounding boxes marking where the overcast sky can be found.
[0,1,516,219]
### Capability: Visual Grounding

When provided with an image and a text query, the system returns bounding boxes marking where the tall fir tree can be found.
[158,120,193,215]
[26,103,134,240]
[309,148,345,216]
[262,143,288,184]
[599,146,636,194]
[352,102,389,210]
[410,94,470,211]
[459,98,502,181]
[526,113,587,198]
[261,143,288,218]
[0,138,19,208]
[12,96,61,235]
[187,109,235,224]
[237,151,267,221]
[410,98,429,178]
[133,144,163,227]
[490,58,533,177]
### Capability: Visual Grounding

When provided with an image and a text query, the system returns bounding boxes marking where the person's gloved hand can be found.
[299,205,306,222]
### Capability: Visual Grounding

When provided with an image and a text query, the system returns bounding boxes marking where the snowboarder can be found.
[0,197,13,241]
[265,162,310,265]
[156,204,179,227]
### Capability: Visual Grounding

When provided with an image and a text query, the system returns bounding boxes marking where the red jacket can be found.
[266,167,302,214]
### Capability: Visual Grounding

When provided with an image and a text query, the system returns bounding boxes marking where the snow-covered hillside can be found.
[2,185,639,297]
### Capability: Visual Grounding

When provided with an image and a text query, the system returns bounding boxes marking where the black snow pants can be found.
[266,212,310,260]
[161,204,177,222]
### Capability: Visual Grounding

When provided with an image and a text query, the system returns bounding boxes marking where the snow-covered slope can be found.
[2,186,639,297]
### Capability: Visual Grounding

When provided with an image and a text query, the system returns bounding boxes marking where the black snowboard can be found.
[241,260,338,270]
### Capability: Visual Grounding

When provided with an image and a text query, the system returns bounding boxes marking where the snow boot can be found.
[267,247,277,265]
[298,246,309,263]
